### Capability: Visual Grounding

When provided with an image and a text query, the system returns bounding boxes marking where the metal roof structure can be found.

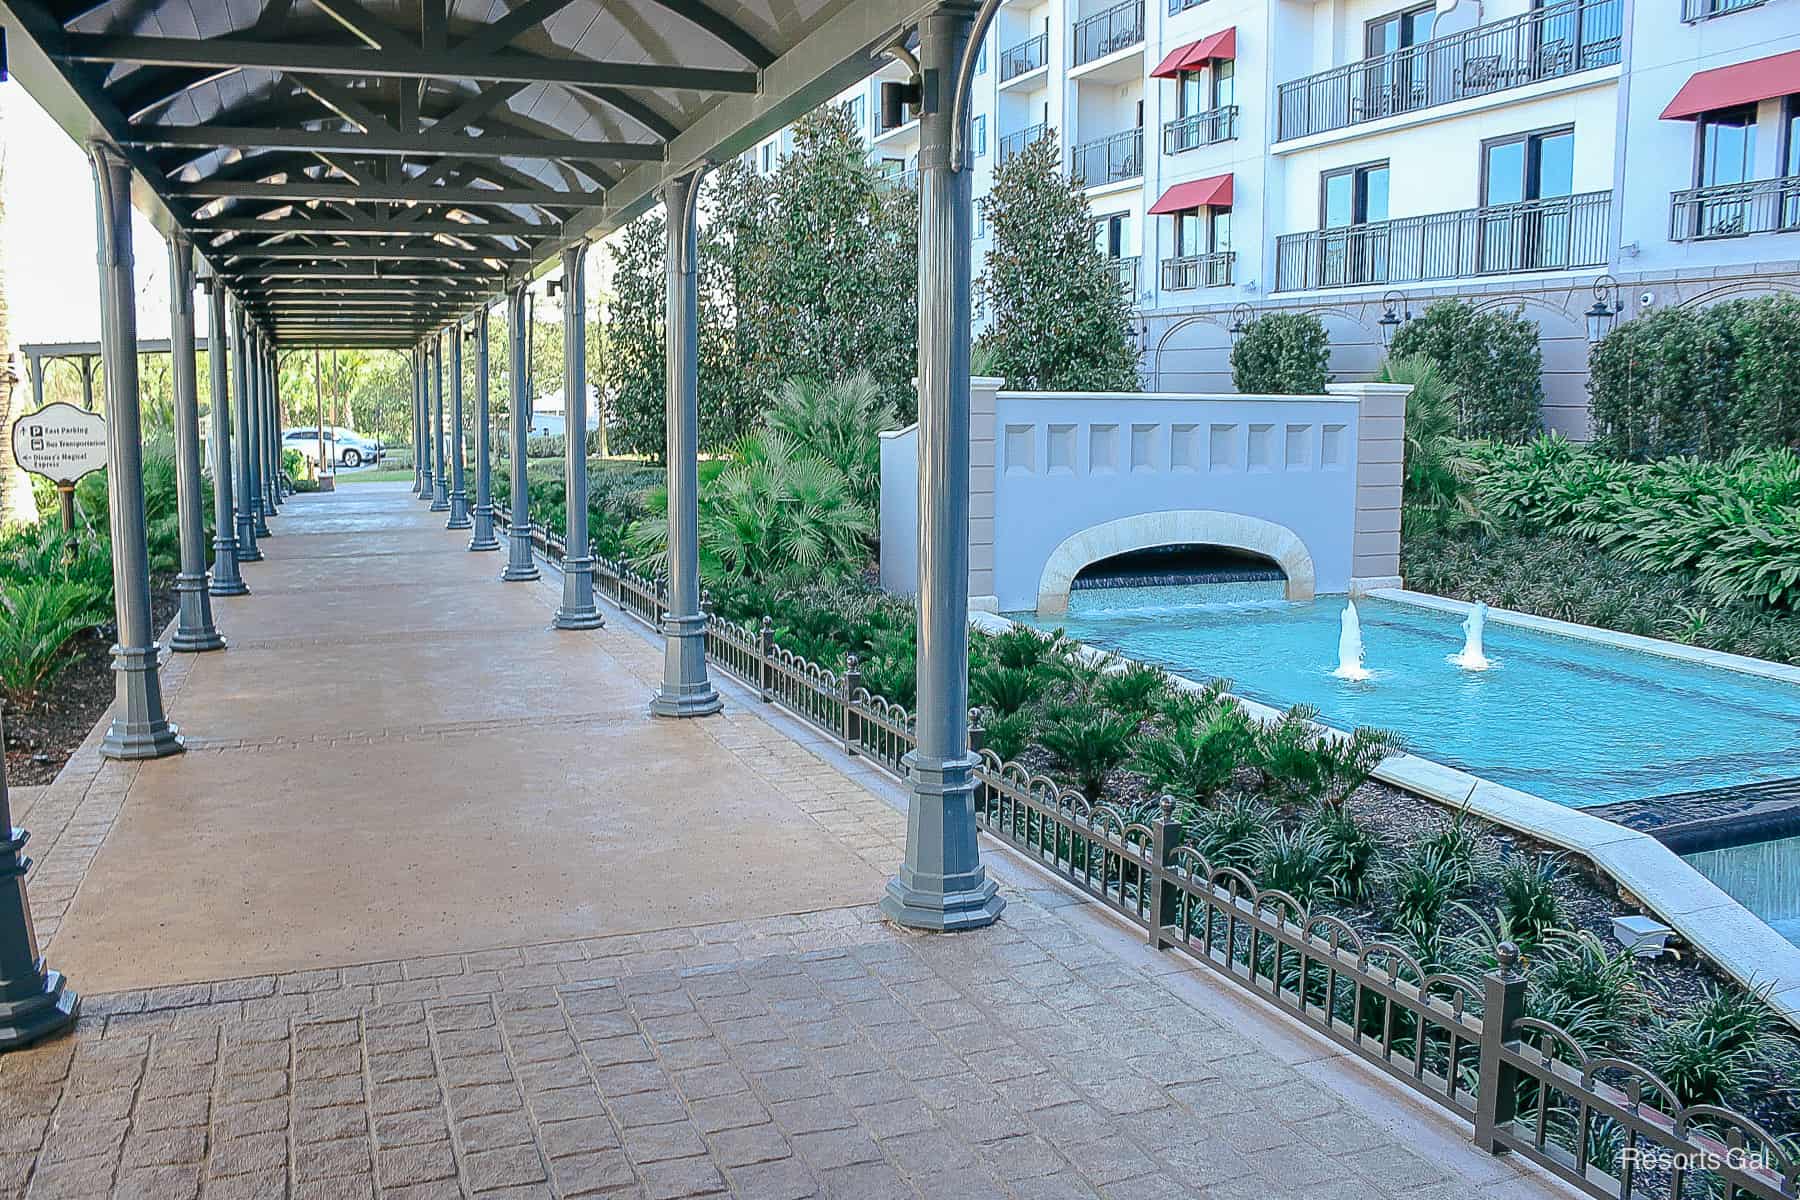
[0,0,931,346]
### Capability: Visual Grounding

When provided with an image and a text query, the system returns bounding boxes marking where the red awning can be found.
[1150,28,1237,79]
[1149,173,1234,214]
[1660,49,1800,119]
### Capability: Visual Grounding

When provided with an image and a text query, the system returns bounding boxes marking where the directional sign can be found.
[11,402,108,486]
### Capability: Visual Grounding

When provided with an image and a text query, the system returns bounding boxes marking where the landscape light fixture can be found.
[1227,302,1253,342]
[1378,289,1411,345]
[1585,274,1624,344]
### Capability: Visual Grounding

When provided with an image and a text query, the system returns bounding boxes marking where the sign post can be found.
[9,402,108,536]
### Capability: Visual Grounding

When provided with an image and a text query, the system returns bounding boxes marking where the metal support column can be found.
[651,170,720,718]
[230,301,261,562]
[468,308,500,551]
[167,235,224,652]
[204,280,247,597]
[88,142,184,761]
[446,323,471,530]
[0,707,79,1050]
[248,329,272,538]
[882,5,1001,931]
[553,243,601,630]
[416,345,434,502]
[265,345,285,505]
[430,334,450,512]
[501,286,539,582]
[409,350,423,496]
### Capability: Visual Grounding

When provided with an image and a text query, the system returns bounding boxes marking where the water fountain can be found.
[1332,600,1371,681]
[1449,602,1494,671]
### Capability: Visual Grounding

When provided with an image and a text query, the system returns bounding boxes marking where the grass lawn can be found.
[339,468,415,483]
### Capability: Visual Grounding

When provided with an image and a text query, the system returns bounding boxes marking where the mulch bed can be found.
[3,579,179,788]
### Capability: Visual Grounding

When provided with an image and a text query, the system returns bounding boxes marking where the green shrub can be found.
[1639,985,1794,1108]
[1094,662,1169,714]
[1586,297,1800,461]
[1255,826,1334,905]
[1527,931,1654,1051]
[1189,796,1272,872]
[1252,705,1327,801]
[971,663,1042,716]
[1038,707,1138,799]
[1384,845,1467,932]
[1462,439,1800,609]
[0,578,98,700]
[1231,312,1328,394]
[1388,301,1543,442]
[1303,803,1377,902]
[1378,356,1465,511]
[1317,726,1404,807]
[1131,698,1255,801]
[761,374,894,512]
[1497,855,1563,950]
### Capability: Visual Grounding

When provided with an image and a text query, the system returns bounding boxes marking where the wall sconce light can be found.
[1377,289,1411,346]
[1228,302,1253,342]
[1585,274,1623,344]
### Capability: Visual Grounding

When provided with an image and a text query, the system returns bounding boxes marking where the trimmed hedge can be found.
[1588,295,1800,461]
[1231,313,1329,394]
[1389,300,1543,443]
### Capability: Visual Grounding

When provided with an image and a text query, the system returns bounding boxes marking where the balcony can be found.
[998,122,1050,165]
[1162,251,1235,290]
[1682,0,1766,19]
[1275,0,1622,142]
[1071,128,1143,187]
[1670,176,1800,241]
[1163,106,1238,154]
[1000,32,1049,82]
[1273,190,1610,291]
[1108,256,1141,295]
[1073,0,1144,67]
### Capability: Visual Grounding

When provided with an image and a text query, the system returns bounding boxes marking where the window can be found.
[1785,97,1800,177]
[977,39,988,75]
[847,94,866,132]
[1321,161,1389,227]
[1365,4,1435,56]
[1319,162,1389,284]
[1094,211,1133,258]
[1176,61,1234,117]
[1172,206,1229,255]
[760,140,775,173]
[976,208,988,238]
[1697,105,1758,188]
[1479,127,1575,270]
[973,114,988,156]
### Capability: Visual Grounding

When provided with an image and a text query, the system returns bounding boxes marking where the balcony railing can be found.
[1682,0,1765,19]
[1168,0,1204,12]
[1163,106,1238,154]
[1108,256,1141,295]
[1073,0,1145,66]
[998,122,1050,164]
[1162,251,1236,290]
[1000,32,1049,82]
[1273,189,1610,291]
[1071,128,1143,186]
[1670,175,1800,241]
[1276,0,1622,141]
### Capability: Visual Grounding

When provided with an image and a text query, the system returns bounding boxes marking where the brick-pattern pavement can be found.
[1,890,1514,1200]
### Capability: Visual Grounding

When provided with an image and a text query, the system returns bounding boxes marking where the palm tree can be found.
[0,98,42,527]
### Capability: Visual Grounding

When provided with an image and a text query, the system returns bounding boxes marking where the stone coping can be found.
[968,609,1800,1030]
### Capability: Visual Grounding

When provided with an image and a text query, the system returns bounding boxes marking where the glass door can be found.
[1481,127,1573,270]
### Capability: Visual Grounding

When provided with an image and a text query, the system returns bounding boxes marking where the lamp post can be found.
[1378,289,1411,347]
[1585,274,1623,344]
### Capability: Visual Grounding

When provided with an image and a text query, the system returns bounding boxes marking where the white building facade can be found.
[745,0,1799,438]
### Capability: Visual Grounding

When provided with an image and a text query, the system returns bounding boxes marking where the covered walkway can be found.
[0,484,1568,1199]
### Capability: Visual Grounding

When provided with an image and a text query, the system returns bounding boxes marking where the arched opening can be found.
[1071,543,1286,592]
[1036,510,1316,614]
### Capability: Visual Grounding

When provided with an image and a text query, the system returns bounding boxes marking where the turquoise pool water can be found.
[1017,586,1800,809]
[1685,835,1800,948]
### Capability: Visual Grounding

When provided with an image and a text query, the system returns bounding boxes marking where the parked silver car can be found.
[282,426,385,468]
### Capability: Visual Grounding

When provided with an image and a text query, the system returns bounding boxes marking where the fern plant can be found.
[1037,707,1138,799]
[0,579,97,700]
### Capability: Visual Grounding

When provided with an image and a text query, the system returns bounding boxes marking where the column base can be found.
[173,575,224,652]
[880,875,1005,932]
[429,491,450,513]
[235,534,263,564]
[555,559,604,630]
[418,474,435,501]
[650,687,723,718]
[468,506,500,551]
[0,966,80,1052]
[554,608,605,630]
[208,577,250,598]
[170,629,226,653]
[100,719,184,761]
[445,494,472,530]
[501,561,540,582]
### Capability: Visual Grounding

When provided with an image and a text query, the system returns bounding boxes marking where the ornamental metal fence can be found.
[493,505,1799,1200]
[1072,0,1144,67]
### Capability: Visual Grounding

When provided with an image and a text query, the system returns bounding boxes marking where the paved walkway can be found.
[1,484,1572,1199]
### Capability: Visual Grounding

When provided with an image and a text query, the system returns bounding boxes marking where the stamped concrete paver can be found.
[1,485,1573,1198]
